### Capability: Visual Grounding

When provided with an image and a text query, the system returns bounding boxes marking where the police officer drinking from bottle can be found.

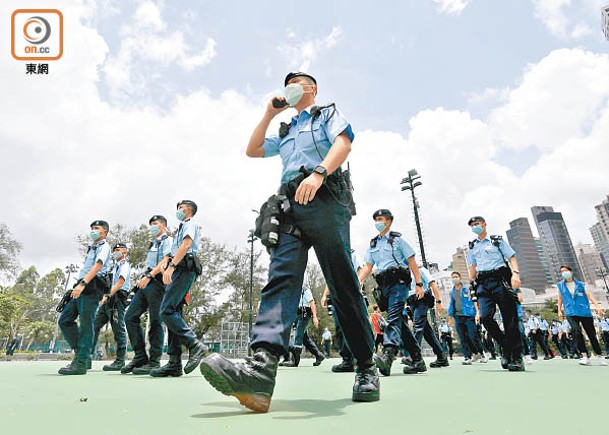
[200,71,379,413]
[92,242,131,371]
[357,209,424,376]
[467,216,524,372]
[58,220,112,375]
[122,215,173,375]
[150,200,206,377]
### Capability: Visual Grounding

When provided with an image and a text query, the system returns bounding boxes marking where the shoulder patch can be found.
[370,236,379,248]
[389,231,402,238]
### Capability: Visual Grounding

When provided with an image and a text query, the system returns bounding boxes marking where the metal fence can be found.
[219,322,250,358]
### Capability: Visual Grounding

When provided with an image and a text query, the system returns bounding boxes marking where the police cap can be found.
[467,216,485,226]
[372,209,393,220]
[177,199,198,215]
[284,71,317,87]
[149,215,167,225]
[90,220,109,231]
[112,243,127,250]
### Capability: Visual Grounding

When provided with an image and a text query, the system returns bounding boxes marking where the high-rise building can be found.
[531,206,583,283]
[451,246,470,284]
[506,218,547,294]
[575,243,604,285]
[535,238,554,287]
[591,195,609,268]
[603,4,609,41]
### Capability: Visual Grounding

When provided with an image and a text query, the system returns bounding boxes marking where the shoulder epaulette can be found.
[468,239,477,250]
[370,235,379,248]
[389,231,402,238]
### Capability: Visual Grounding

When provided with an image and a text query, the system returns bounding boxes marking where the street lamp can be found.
[49,263,79,353]
[400,168,427,268]
[247,229,258,356]
[597,267,609,294]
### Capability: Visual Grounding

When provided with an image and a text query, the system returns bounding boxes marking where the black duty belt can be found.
[477,266,511,282]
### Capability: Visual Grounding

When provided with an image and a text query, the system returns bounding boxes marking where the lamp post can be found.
[400,169,427,268]
[247,229,258,356]
[49,264,78,353]
[598,267,609,294]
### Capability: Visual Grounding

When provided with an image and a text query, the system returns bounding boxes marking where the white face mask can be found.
[112,251,123,260]
[452,278,461,285]
[284,83,305,107]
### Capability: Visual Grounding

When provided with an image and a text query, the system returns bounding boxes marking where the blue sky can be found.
[1,0,608,279]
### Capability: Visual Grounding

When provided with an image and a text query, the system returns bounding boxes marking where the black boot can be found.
[352,361,380,402]
[103,358,125,371]
[508,357,525,372]
[58,359,87,375]
[132,360,161,375]
[373,347,397,376]
[312,350,325,367]
[284,346,302,367]
[403,357,427,374]
[332,358,355,373]
[277,352,291,366]
[150,355,183,377]
[121,356,149,374]
[184,340,207,374]
[199,347,278,413]
[430,353,449,368]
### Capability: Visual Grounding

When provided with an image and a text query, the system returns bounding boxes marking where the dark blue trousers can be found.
[125,280,165,361]
[381,282,407,350]
[250,189,374,365]
[454,315,483,359]
[93,297,127,359]
[331,311,353,360]
[476,278,522,360]
[59,289,103,361]
[400,307,422,360]
[411,300,444,356]
[161,267,197,356]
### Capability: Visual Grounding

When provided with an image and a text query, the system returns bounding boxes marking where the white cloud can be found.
[102,0,217,98]
[277,26,343,71]
[430,0,471,16]
[531,0,598,39]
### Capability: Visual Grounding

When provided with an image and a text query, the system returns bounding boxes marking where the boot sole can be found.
[150,369,183,377]
[331,367,355,373]
[352,390,380,402]
[199,362,271,413]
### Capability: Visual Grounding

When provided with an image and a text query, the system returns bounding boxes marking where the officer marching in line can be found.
[200,72,380,413]
[439,319,454,360]
[526,310,552,360]
[283,286,325,367]
[57,220,112,375]
[357,209,424,376]
[92,242,131,371]
[407,264,451,367]
[466,216,524,372]
[122,215,173,375]
[150,200,206,377]
[551,319,568,359]
[598,315,609,358]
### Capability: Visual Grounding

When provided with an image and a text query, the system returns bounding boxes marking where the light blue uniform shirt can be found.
[145,234,173,270]
[467,236,516,272]
[262,105,354,184]
[408,266,433,298]
[112,259,131,291]
[439,323,451,334]
[551,324,560,335]
[79,239,111,279]
[540,318,548,331]
[599,318,609,332]
[527,316,540,331]
[299,286,314,308]
[364,233,416,273]
[351,249,363,271]
[171,218,199,256]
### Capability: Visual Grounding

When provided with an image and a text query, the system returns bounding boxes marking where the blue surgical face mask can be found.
[471,225,483,235]
[452,278,461,285]
[149,225,160,237]
[375,222,386,233]
[89,229,101,241]
[176,209,186,222]
[284,83,304,107]
[562,271,573,280]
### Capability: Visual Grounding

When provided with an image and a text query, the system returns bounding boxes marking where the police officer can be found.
[356,209,423,376]
[58,220,112,375]
[551,319,568,359]
[466,216,524,372]
[200,72,379,413]
[283,286,324,367]
[407,264,450,367]
[439,319,454,360]
[598,315,609,357]
[92,242,131,370]
[150,200,206,377]
[122,215,173,375]
[526,311,552,360]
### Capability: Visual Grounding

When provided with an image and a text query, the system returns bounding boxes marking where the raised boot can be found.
[184,340,208,375]
[103,358,126,371]
[312,349,325,367]
[283,346,302,367]
[200,347,278,413]
[373,347,397,376]
[132,359,161,375]
[429,353,449,368]
[403,357,427,374]
[150,355,183,377]
[352,360,380,402]
[121,356,149,374]
[332,358,355,373]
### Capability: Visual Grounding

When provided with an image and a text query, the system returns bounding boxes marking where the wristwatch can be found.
[513,270,520,274]
[415,282,423,287]
[435,300,442,304]
[313,165,327,179]
[145,272,153,279]
[168,262,177,269]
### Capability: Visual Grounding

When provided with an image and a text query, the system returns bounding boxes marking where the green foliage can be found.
[0,223,22,280]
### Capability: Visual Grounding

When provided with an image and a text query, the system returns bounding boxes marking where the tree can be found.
[0,223,22,280]
[24,321,54,350]
[0,267,40,340]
